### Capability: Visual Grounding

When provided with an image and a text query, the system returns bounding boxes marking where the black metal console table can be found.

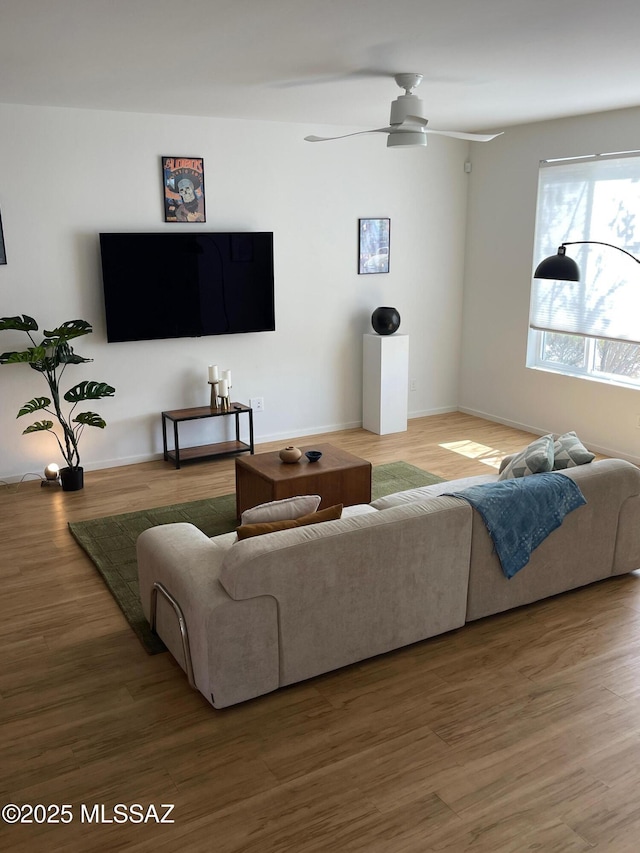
[161,403,254,469]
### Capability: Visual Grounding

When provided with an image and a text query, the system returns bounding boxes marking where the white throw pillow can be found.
[240,494,321,525]
[553,431,595,469]
[498,434,555,480]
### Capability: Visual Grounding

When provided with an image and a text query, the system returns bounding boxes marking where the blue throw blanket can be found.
[445,473,586,579]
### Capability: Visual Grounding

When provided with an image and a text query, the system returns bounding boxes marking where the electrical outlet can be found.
[409,379,417,392]
[636,414,640,429]
[250,397,264,412]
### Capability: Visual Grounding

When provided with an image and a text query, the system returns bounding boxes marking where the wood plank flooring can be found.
[2,412,640,851]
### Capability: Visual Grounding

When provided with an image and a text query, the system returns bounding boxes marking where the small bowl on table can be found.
[305,450,322,463]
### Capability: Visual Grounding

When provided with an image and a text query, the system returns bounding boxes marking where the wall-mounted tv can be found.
[99,231,275,343]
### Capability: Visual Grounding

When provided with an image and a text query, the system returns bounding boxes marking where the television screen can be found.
[99,232,275,342]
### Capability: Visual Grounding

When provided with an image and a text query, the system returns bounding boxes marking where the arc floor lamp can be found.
[534,240,640,281]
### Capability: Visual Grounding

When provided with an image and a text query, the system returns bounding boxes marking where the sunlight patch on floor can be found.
[439,440,504,469]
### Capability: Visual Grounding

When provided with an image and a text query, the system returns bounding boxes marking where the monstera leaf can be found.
[22,420,55,434]
[53,342,92,365]
[0,315,38,332]
[17,397,52,417]
[64,381,116,403]
[73,412,107,429]
[43,320,93,341]
[0,346,47,366]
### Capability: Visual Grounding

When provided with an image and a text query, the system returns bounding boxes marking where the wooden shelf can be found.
[165,440,251,464]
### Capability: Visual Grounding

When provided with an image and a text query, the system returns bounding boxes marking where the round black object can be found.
[371,307,401,335]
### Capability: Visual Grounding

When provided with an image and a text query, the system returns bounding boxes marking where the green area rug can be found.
[69,461,443,654]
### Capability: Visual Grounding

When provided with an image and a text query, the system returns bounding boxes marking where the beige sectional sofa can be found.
[136,458,640,709]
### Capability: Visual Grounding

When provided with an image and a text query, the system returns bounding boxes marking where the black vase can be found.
[60,466,84,492]
[371,306,401,335]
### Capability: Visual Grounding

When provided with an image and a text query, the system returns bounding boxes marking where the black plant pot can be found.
[60,466,84,492]
[371,306,401,335]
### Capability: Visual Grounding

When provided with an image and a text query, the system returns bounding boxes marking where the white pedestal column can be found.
[362,333,409,435]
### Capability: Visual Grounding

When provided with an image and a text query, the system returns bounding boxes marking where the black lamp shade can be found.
[534,248,580,281]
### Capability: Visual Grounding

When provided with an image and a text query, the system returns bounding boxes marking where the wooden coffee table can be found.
[235,443,372,518]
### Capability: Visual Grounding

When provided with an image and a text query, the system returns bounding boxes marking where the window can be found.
[528,152,640,387]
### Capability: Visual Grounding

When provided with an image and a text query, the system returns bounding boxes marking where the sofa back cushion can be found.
[466,458,640,621]
[371,473,496,510]
[218,497,474,687]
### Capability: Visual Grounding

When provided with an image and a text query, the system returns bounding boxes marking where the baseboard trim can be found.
[409,405,458,420]
[458,406,640,466]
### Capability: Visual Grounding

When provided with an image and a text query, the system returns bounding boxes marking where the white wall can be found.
[460,105,640,463]
[0,103,469,480]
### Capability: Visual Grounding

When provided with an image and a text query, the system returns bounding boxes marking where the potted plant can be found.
[0,315,115,491]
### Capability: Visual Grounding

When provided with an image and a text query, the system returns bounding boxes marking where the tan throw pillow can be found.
[236,504,343,540]
[498,434,555,480]
[240,494,321,525]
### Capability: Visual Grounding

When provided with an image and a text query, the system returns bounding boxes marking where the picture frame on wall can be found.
[162,156,206,223]
[358,218,390,274]
[0,209,6,265]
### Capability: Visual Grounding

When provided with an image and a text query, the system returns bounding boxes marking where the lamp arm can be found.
[561,240,640,265]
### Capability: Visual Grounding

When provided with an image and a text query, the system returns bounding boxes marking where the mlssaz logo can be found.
[81,804,175,824]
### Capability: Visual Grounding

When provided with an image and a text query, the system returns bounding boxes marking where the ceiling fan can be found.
[304,73,503,148]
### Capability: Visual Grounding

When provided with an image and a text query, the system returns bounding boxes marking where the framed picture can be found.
[0,209,6,265]
[162,156,206,222]
[358,218,390,274]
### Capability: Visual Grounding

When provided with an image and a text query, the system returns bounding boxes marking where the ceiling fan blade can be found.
[425,129,504,142]
[273,68,395,88]
[304,128,391,142]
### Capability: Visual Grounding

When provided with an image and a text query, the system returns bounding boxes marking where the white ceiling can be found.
[2,0,640,134]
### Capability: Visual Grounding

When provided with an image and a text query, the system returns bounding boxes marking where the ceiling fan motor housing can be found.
[388,93,428,146]
[387,132,428,147]
[390,93,425,125]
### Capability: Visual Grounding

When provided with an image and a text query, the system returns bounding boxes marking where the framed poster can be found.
[358,218,390,274]
[0,209,6,265]
[162,156,206,222]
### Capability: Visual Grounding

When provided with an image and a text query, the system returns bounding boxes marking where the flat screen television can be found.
[99,231,275,343]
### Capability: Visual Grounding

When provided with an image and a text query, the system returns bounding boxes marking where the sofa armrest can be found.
[137,523,279,708]
[564,459,640,575]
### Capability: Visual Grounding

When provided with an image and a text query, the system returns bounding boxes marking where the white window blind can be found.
[530,152,640,344]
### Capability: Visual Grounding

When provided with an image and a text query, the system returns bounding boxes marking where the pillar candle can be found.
[218,378,228,396]
[222,369,232,386]
[208,364,219,382]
